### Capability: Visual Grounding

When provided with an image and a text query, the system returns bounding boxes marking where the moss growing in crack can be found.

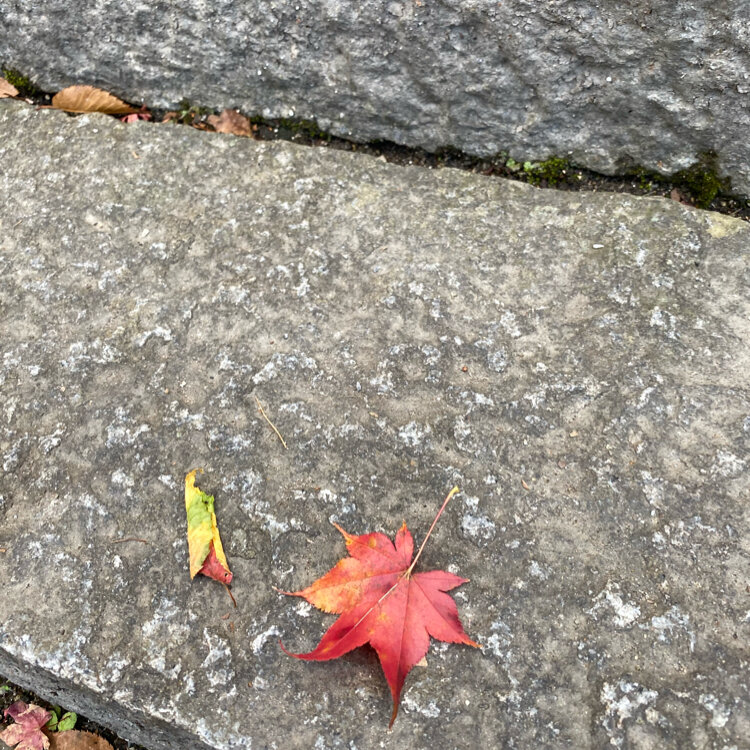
[623,153,730,209]
[1,67,43,98]
[277,118,330,140]
[672,155,728,209]
[522,156,571,186]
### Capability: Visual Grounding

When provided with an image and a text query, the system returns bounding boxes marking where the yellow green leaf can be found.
[184,469,232,584]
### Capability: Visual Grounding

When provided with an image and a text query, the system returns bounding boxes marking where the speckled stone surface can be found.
[1,1,750,194]
[0,100,748,749]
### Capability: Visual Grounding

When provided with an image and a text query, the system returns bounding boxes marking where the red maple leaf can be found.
[0,701,51,750]
[280,487,478,726]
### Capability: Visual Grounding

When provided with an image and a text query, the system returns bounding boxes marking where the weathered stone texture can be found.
[0,101,749,749]
[1,1,750,193]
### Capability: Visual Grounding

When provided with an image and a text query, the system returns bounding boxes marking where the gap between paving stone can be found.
[2,82,749,220]
[0,100,748,749]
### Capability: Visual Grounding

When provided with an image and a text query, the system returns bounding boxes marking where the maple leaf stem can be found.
[406,485,459,577]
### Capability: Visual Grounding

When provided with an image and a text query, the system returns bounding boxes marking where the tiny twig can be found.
[0,548,7,553]
[111,537,149,544]
[255,396,288,449]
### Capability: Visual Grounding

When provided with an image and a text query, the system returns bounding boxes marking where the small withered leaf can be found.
[51,85,137,115]
[207,108,253,137]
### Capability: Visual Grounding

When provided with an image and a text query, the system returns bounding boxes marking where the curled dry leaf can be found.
[207,108,253,137]
[0,77,19,98]
[49,731,114,750]
[51,85,137,115]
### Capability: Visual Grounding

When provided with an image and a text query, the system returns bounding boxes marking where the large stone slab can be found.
[1,2,750,194]
[0,100,749,749]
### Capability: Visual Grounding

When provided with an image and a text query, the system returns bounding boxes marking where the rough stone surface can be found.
[2,2,750,194]
[1,100,749,749]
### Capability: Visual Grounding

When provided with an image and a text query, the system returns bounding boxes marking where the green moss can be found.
[1,67,43,97]
[522,156,571,186]
[672,155,728,209]
[623,153,730,209]
[277,118,329,140]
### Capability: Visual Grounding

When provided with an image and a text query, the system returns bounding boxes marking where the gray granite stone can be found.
[1,2,750,194]
[0,100,749,749]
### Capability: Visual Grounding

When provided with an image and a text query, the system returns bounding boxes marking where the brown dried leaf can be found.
[0,77,19,98]
[670,187,692,206]
[51,85,137,115]
[49,730,114,750]
[207,108,253,137]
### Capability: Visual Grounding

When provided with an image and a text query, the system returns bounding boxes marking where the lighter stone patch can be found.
[103,654,130,683]
[706,212,744,238]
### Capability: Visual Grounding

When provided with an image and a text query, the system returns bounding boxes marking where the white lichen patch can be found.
[164,401,205,430]
[134,326,172,347]
[103,653,131,684]
[252,351,319,384]
[398,421,431,447]
[202,628,235,687]
[461,496,496,542]
[141,598,189,678]
[481,617,513,659]
[589,582,641,628]
[600,680,658,744]
[500,310,522,338]
[699,693,731,729]
[487,349,508,372]
[38,426,64,454]
[106,407,151,448]
[644,605,695,652]
[649,307,678,339]
[710,449,746,478]
[402,694,441,718]
[640,471,665,509]
[529,560,549,580]
[251,625,281,655]
[60,339,121,371]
